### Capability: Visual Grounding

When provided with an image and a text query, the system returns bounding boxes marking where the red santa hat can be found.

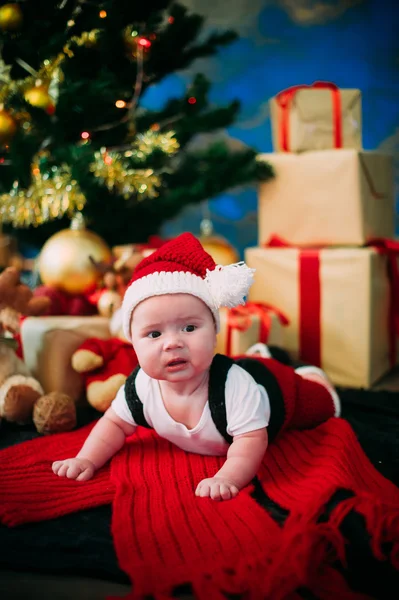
[122,232,255,341]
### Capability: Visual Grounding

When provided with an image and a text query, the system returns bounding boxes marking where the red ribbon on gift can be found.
[266,235,399,368]
[267,235,323,365]
[275,81,342,152]
[225,302,289,357]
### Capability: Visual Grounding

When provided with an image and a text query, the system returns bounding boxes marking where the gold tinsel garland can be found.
[90,158,161,199]
[0,130,179,226]
[0,30,101,104]
[135,130,180,157]
[0,31,181,224]
[90,131,179,200]
[0,162,86,227]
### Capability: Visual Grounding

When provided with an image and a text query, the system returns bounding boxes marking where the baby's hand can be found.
[195,477,239,501]
[52,458,95,481]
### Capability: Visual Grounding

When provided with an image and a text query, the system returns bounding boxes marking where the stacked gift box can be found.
[245,81,397,389]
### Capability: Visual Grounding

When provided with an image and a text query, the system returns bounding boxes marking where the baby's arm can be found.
[195,427,268,501]
[52,408,136,481]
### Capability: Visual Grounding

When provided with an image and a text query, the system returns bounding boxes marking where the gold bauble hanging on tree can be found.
[0,3,23,32]
[0,109,17,145]
[198,219,239,266]
[24,84,55,114]
[38,214,112,295]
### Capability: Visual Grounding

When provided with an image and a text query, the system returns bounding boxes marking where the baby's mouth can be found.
[167,359,187,367]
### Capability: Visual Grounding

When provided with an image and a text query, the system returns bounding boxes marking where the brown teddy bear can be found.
[0,267,76,434]
[71,307,138,413]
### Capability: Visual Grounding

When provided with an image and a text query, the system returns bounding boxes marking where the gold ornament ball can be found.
[38,227,112,295]
[0,109,17,145]
[33,392,77,435]
[199,234,239,266]
[0,3,23,31]
[97,289,122,317]
[24,85,53,111]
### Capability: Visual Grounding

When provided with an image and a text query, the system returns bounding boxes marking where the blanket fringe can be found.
[328,493,399,568]
[261,492,399,600]
[107,492,399,600]
[107,557,272,600]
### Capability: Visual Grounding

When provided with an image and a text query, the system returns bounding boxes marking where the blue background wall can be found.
[142,0,399,257]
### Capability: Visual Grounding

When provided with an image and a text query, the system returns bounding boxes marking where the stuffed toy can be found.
[0,267,76,434]
[71,308,138,413]
[33,284,98,316]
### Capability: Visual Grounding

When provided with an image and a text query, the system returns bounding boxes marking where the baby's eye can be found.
[183,324,196,333]
[148,331,161,339]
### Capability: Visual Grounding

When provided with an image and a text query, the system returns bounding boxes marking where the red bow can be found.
[225,302,289,356]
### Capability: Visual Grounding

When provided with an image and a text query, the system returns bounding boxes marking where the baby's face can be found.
[130,294,217,382]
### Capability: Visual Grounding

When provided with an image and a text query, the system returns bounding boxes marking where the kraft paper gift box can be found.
[216,304,287,357]
[20,316,111,400]
[245,245,398,389]
[257,150,394,247]
[269,83,362,153]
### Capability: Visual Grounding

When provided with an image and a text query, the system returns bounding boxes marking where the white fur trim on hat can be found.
[122,270,220,341]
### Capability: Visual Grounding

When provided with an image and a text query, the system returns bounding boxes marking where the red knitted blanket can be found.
[0,418,398,600]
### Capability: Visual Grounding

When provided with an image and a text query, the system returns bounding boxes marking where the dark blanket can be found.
[0,387,398,598]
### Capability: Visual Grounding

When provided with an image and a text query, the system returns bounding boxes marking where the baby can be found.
[53,233,340,501]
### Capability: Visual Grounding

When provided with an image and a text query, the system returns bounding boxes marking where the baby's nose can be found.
[164,333,183,350]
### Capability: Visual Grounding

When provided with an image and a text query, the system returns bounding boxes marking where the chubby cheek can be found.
[193,331,217,361]
[133,342,162,376]
[132,339,153,363]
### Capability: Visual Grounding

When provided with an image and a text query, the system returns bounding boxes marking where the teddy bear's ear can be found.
[25,296,51,316]
[0,267,19,300]
[0,267,50,316]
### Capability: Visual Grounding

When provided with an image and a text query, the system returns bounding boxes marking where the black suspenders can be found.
[124,365,152,429]
[123,354,285,443]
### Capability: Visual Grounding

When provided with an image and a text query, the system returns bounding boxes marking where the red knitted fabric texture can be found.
[0,422,114,525]
[252,356,338,430]
[1,419,398,599]
[128,232,216,284]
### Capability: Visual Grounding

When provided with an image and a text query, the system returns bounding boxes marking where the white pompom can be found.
[205,262,255,308]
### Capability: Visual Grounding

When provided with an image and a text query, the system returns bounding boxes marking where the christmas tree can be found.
[0,0,272,248]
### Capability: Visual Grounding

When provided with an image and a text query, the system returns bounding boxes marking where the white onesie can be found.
[111,364,271,456]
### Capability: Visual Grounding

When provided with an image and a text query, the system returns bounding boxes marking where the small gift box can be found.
[245,243,399,388]
[216,303,288,357]
[269,82,362,153]
[20,316,111,400]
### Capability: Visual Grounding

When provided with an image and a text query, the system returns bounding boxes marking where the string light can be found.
[138,37,151,48]
[115,100,126,108]
[99,10,107,18]
[188,97,197,104]
[81,131,90,140]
